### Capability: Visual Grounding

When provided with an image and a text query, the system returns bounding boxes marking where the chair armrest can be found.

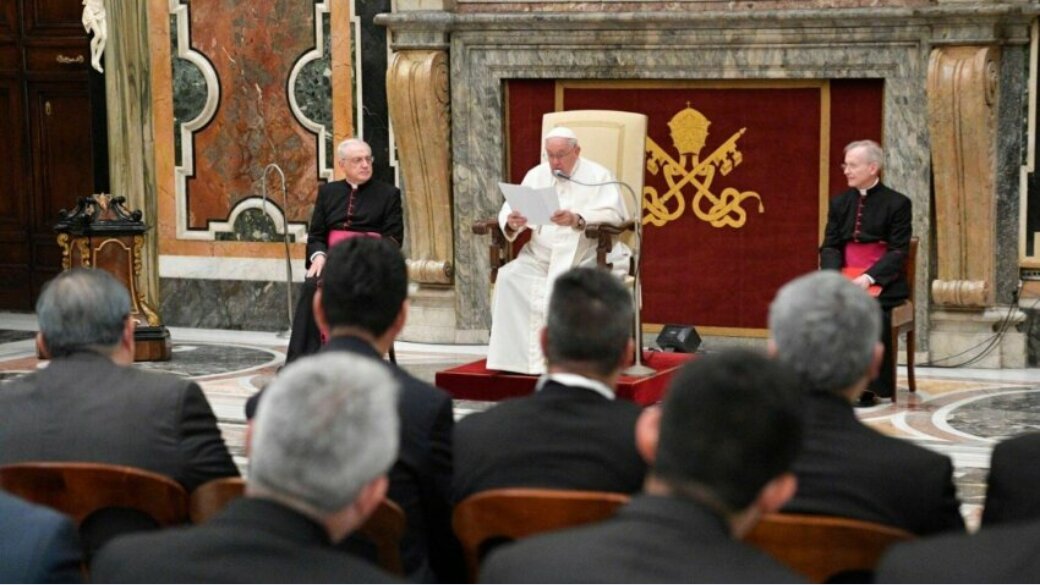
[585,220,635,271]
[472,218,510,284]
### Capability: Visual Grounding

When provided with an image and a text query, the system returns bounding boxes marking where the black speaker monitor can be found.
[656,324,701,353]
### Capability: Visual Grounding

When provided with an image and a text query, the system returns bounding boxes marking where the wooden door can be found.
[26,81,95,298]
[0,0,106,310]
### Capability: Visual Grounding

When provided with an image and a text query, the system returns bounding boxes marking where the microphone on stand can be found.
[552,171,655,377]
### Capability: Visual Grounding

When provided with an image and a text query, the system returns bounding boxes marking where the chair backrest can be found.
[453,488,630,581]
[357,498,408,576]
[906,236,918,301]
[190,476,407,576]
[189,476,246,524]
[743,513,914,583]
[0,462,188,526]
[542,110,648,250]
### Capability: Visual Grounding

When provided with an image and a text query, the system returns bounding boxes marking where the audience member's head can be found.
[542,267,634,380]
[248,352,400,541]
[768,271,882,397]
[640,349,803,534]
[35,268,134,364]
[315,237,408,347]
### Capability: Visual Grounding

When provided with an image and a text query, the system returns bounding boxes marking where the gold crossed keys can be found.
[644,104,764,229]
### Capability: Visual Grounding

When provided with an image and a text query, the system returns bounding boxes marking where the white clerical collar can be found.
[536,372,615,400]
[857,178,879,196]
[347,181,360,190]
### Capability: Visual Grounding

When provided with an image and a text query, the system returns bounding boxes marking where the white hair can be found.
[336,138,371,162]
[844,139,884,170]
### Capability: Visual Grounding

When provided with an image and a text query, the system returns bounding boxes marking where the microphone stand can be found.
[554,171,655,376]
[262,163,294,337]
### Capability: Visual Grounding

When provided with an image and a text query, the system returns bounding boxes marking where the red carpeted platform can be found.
[435,351,695,406]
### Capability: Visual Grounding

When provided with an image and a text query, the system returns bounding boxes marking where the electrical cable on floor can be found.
[919,281,1023,369]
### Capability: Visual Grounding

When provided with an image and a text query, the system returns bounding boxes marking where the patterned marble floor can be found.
[2,310,1037,531]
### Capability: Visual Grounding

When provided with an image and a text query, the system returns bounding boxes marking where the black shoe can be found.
[856,390,878,407]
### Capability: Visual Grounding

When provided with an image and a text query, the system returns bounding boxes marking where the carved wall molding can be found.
[387,50,454,285]
[927,45,1000,308]
[931,279,990,308]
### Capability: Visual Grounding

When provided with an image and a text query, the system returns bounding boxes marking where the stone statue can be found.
[81,0,107,73]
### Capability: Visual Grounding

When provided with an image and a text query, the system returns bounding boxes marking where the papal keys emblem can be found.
[644,104,763,229]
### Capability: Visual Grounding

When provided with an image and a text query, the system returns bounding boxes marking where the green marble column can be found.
[103,2,162,325]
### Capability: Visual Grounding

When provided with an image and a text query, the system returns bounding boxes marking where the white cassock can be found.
[485,157,631,374]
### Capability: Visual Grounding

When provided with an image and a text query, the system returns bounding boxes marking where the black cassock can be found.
[820,181,912,398]
[286,178,403,362]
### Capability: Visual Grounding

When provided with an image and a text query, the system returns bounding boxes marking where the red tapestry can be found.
[506,80,882,331]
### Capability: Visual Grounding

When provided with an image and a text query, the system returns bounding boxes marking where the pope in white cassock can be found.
[486,127,632,374]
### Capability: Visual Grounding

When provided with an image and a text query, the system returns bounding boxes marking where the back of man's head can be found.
[653,349,803,512]
[36,268,131,358]
[768,271,880,395]
[322,238,407,337]
[248,352,400,519]
[544,267,633,377]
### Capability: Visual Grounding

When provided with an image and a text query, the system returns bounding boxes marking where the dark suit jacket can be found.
[321,335,463,583]
[982,431,1040,526]
[453,379,646,503]
[0,351,239,492]
[783,392,964,535]
[91,497,400,583]
[820,182,912,306]
[0,491,82,584]
[481,494,803,583]
[877,517,1040,583]
[305,178,404,263]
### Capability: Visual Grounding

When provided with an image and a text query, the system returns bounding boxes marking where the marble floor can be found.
[2,311,1037,531]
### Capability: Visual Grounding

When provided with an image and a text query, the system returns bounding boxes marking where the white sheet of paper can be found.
[498,182,560,225]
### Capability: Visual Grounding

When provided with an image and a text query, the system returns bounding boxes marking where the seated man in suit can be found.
[981,431,1040,526]
[480,350,805,583]
[454,266,647,503]
[877,515,1040,582]
[249,238,461,583]
[0,490,82,583]
[92,353,402,583]
[0,268,238,492]
[768,271,964,535]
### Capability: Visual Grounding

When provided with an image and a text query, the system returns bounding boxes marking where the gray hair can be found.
[35,268,130,357]
[844,139,884,170]
[249,353,400,517]
[336,138,370,162]
[768,271,881,395]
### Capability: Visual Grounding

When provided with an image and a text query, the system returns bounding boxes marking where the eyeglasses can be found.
[545,149,576,161]
[346,155,375,166]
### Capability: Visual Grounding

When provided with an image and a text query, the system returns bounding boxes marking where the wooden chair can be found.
[189,476,246,524]
[0,462,188,527]
[890,236,918,398]
[453,488,630,581]
[473,110,648,283]
[357,498,407,576]
[190,476,407,576]
[743,513,914,583]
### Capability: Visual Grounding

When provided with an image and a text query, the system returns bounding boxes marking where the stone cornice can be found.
[378,3,1038,47]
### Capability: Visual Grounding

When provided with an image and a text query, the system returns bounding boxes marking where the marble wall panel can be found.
[161,277,300,331]
[184,0,322,230]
